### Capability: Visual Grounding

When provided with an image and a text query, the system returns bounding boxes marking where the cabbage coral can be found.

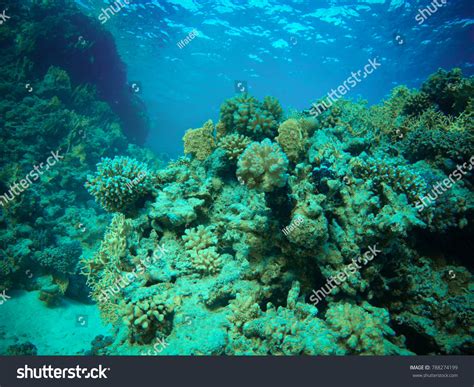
[85,156,153,213]
[276,119,308,163]
[237,139,289,192]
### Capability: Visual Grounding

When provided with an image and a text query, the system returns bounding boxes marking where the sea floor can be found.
[0,290,111,355]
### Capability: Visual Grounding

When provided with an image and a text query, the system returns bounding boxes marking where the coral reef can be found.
[77,70,472,356]
[1,19,472,358]
[276,119,308,163]
[237,139,289,192]
[183,120,216,161]
[219,94,283,140]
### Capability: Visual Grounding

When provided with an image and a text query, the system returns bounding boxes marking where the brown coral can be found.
[276,119,308,163]
[123,294,174,344]
[183,119,216,160]
[219,133,251,160]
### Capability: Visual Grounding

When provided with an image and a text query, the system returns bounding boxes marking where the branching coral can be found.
[182,225,217,251]
[81,214,131,322]
[219,133,251,160]
[183,119,216,161]
[219,94,283,140]
[326,302,412,355]
[182,225,223,275]
[123,294,174,344]
[237,139,289,192]
[85,156,153,213]
[188,247,224,276]
[350,155,427,204]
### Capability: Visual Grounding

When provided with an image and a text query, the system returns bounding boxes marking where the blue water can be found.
[76,0,473,157]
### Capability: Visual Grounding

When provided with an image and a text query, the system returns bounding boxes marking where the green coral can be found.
[86,156,153,213]
[219,94,283,140]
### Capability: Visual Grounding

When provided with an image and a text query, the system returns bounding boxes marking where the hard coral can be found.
[421,68,474,116]
[326,302,412,355]
[237,139,289,192]
[182,225,217,251]
[276,119,308,163]
[182,225,223,275]
[219,133,251,161]
[183,119,216,161]
[35,240,82,274]
[219,94,282,140]
[188,247,224,276]
[123,294,174,344]
[86,156,153,213]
